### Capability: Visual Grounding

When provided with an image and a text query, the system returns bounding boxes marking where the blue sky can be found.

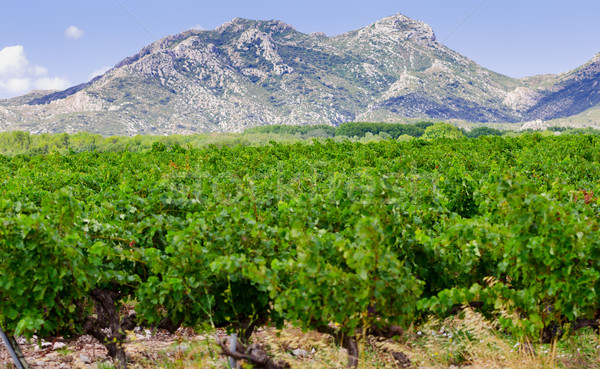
[1,0,599,98]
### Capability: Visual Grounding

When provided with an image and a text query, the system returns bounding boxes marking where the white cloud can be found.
[65,25,84,40]
[190,24,205,31]
[0,45,71,98]
[34,77,71,91]
[32,65,48,76]
[0,45,29,77]
[0,78,31,95]
[87,66,111,81]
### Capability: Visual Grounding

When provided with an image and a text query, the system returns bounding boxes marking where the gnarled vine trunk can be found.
[218,336,290,369]
[84,289,136,369]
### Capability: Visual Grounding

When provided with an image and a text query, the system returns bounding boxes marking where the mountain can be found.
[0,14,598,135]
[524,53,600,121]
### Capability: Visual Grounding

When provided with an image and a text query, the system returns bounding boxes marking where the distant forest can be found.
[0,122,597,155]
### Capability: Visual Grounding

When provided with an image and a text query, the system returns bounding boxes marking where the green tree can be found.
[422,123,465,139]
[466,126,503,138]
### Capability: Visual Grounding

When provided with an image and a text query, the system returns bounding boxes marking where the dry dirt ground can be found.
[0,328,203,369]
[3,314,598,369]
[0,326,405,369]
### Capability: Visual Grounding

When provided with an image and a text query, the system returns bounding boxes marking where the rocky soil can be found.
[0,328,198,369]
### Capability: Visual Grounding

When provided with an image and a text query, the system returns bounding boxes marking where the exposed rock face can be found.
[503,87,542,112]
[0,14,598,135]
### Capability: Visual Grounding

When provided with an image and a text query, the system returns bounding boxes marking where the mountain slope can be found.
[0,14,598,135]
[330,16,521,122]
[524,53,600,120]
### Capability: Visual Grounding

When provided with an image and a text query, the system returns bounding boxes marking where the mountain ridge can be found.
[0,14,599,135]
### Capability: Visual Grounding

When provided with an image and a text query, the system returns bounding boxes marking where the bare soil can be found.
[0,328,201,369]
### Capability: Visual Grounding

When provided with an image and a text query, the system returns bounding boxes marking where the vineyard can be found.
[1,134,600,368]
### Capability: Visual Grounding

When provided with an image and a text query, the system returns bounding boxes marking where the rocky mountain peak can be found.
[370,13,436,42]
[216,18,295,35]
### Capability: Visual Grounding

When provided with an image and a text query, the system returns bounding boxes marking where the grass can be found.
[55,346,74,357]
[97,363,117,369]
[117,310,600,368]
[396,309,600,369]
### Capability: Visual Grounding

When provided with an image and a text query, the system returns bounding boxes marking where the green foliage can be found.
[466,126,503,138]
[151,141,167,152]
[335,122,425,138]
[439,163,478,218]
[478,177,600,337]
[7,123,600,156]
[1,134,600,348]
[0,190,97,337]
[422,123,466,139]
[244,122,431,139]
[243,124,336,137]
[414,121,435,130]
[561,127,600,136]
